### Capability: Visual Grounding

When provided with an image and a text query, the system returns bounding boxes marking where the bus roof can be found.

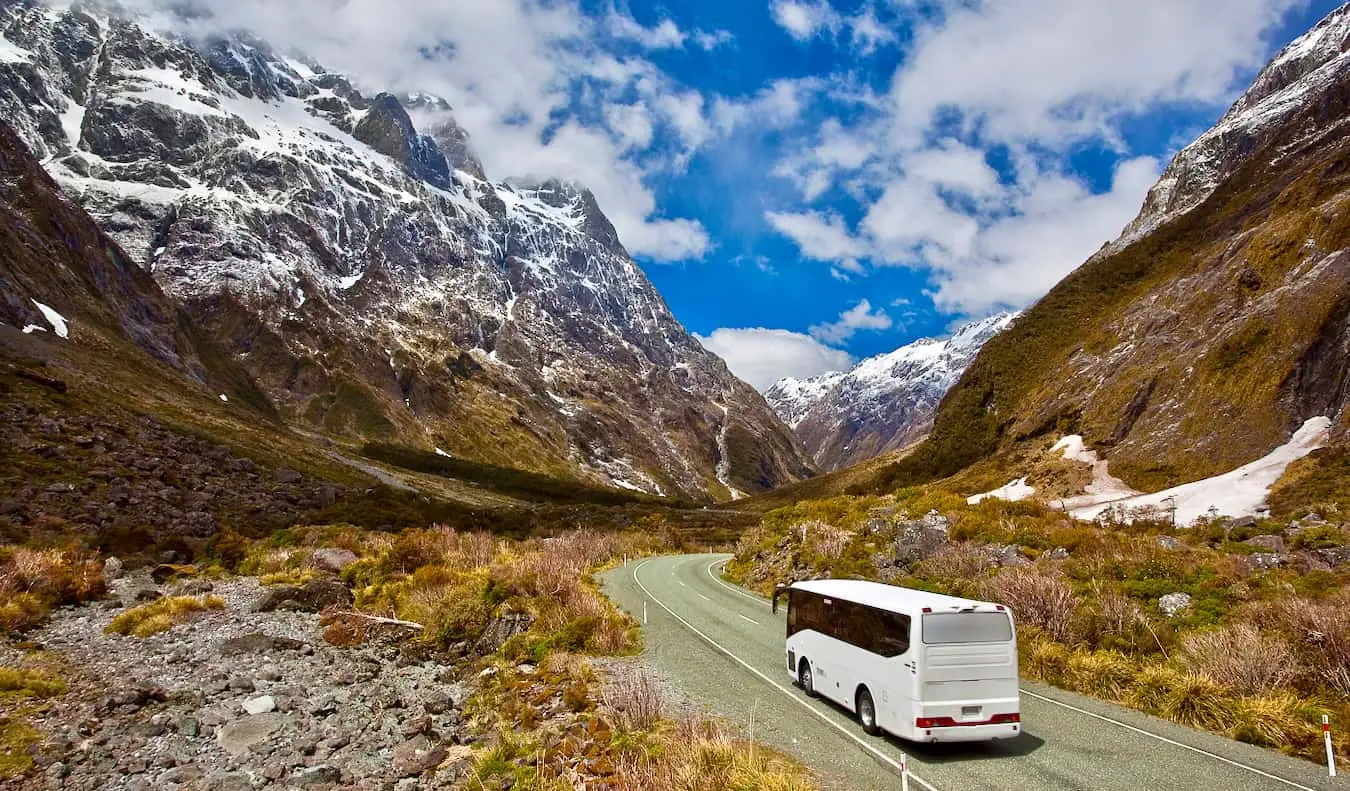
[789,578,1005,615]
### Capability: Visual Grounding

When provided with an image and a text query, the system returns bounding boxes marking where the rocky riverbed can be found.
[2,569,478,791]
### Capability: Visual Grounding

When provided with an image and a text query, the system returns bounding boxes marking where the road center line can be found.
[736,613,759,625]
[633,558,939,791]
[703,557,1317,791]
[697,593,711,602]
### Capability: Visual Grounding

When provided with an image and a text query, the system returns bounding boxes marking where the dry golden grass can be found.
[982,566,1077,643]
[0,546,105,634]
[1180,624,1300,694]
[613,717,816,791]
[105,595,225,637]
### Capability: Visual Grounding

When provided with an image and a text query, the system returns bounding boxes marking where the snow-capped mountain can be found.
[0,2,813,499]
[766,313,1016,471]
[1104,4,1350,258]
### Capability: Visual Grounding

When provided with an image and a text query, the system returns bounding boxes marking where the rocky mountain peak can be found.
[766,313,1016,471]
[1107,2,1350,257]
[0,1,813,499]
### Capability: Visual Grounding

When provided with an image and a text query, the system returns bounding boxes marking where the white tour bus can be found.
[780,579,1020,742]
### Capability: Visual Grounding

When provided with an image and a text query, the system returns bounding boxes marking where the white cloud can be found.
[762,0,1305,312]
[927,156,1163,313]
[891,0,1305,148]
[765,210,868,261]
[809,299,893,343]
[121,0,718,261]
[771,0,843,40]
[696,328,854,390]
[694,29,735,50]
[606,14,686,49]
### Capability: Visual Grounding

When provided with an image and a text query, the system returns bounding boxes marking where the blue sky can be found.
[141,0,1343,389]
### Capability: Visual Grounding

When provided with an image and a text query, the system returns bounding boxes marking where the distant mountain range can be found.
[766,313,1016,471]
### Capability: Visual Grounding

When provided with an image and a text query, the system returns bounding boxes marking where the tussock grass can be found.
[105,595,225,637]
[0,547,105,634]
[0,668,65,700]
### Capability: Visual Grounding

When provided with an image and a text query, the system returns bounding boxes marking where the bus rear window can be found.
[922,612,1012,644]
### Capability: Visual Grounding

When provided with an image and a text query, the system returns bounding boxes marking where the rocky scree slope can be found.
[0,2,813,500]
[878,3,1350,495]
[766,313,1016,471]
[5,568,482,791]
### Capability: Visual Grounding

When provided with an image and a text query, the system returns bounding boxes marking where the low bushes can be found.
[0,547,105,635]
[105,595,225,637]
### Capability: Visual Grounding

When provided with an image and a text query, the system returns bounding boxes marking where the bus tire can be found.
[798,658,816,698]
[856,687,880,735]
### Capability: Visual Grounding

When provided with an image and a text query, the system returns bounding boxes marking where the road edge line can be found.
[633,557,940,791]
[1020,689,1317,791]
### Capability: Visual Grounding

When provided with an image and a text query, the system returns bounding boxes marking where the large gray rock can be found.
[892,511,951,565]
[1158,593,1192,618]
[216,713,288,756]
[392,735,447,777]
[255,579,352,613]
[309,548,360,573]
[1243,534,1285,552]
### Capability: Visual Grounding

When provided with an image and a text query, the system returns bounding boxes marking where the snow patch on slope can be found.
[31,300,69,338]
[1050,435,1140,511]
[968,477,1035,505]
[1072,417,1331,525]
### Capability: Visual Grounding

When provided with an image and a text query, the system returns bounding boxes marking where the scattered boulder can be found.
[216,713,289,756]
[1158,592,1192,618]
[151,564,196,584]
[219,633,307,656]
[1243,535,1285,552]
[256,579,353,613]
[892,511,951,565]
[290,765,343,786]
[1249,552,1289,570]
[472,612,534,656]
[173,579,215,596]
[987,545,1031,567]
[103,556,124,581]
[392,735,447,777]
[273,467,303,484]
[1226,515,1259,531]
[1043,547,1071,561]
[309,547,360,573]
[1314,546,1350,566]
[134,589,164,603]
[1156,535,1182,550]
[241,695,277,715]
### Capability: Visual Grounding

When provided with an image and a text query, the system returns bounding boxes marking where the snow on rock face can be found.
[31,299,69,338]
[1105,4,1350,258]
[766,312,1017,470]
[0,4,813,499]
[1072,417,1332,526]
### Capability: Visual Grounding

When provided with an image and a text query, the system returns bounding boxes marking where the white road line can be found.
[736,613,759,625]
[705,557,771,606]
[697,593,712,602]
[1019,690,1317,791]
[634,558,939,791]
[678,579,686,587]
[701,556,1317,791]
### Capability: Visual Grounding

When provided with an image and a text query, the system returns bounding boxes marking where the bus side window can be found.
[875,611,911,657]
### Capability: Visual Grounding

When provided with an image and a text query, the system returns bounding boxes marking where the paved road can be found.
[599,553,1342,791]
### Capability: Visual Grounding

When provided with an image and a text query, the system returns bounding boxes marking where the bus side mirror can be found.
[772,584,787,614]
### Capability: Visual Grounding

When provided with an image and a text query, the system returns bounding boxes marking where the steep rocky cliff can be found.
[766,314,1015,471]
[0,2,813,499]
[878,3,1350,494]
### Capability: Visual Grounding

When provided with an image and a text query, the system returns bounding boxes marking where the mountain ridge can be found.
[765,313,1016,471]
[0,1,814,500]
[872,1,1350,497]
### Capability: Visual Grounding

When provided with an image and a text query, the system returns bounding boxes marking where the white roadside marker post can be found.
[900,752,910,791]
[643,601,648,625]
[1325,715,1337,777]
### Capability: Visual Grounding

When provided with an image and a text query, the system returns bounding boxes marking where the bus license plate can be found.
[962,706,981,717]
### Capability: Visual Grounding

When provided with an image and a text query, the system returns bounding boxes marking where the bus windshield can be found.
[922,612,1012,644]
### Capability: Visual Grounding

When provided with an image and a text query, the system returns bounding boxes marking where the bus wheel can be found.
[856,688,880,735]
[798,659,816,698]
